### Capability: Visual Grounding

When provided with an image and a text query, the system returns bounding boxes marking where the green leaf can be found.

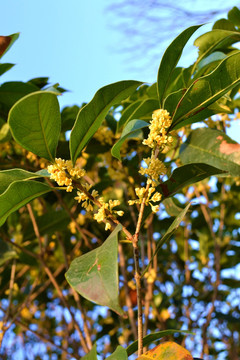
[70,80,142,165]
[180,128,240,176]
[65,224,124,315]
[8,91,61,161]
[117,98,159,130]
[158,163,226,199]
[157,25,202,106]
[142,203,191,277]
[0,180,51,227]
[0,238,17,266]
[228,7,240,28]
[127,329,194,356]
[193,29,240,73]
[112,120,149,160]
[0,169,46,195]
[0,33,19,58]
[162,197,185,217]
[80,344,97,360]
[0,63,15,76]
[106,346,128,360]
[0,81,39,108]
[171,51,240,129]
[24,209,70,240]
[0,123,11,143]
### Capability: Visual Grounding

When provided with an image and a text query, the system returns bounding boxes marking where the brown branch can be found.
[118,243,138,339]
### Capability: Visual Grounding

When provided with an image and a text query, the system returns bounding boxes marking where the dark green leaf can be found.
[80,344,97,360]
[142,203,191,277]
[0,180,51,227]
[0,63,15,76]
[65,224,124,315]
[180,128,240,176]
[157,25,202,106]
[0,81,39,108]
[158,163,227,199]
[171,52,240,129]
[127,329,194,356]
[0,169,46,195]
[112,120,149,160]
[70,80,142,165]
[228,6,240,28]
[0,33,19,58]
[106,346,128,360]
[117,98,159,130]
[8,91,61,161]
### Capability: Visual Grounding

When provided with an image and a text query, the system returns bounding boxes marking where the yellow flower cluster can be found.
[74,187,97,212]
[142,109,173,149]
[94,199,124,231]
[144,268,157,284]
[47,158,86,192]
[128,186,162,213]
[139,157,166,182]
[94,126,114,145]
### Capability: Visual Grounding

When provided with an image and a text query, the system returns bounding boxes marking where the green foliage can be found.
[1,8,240,360]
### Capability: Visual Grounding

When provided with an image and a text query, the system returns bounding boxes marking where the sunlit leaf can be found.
[112,119,149,160]
[170,51,240,129]
[8,91,61,161]
[193,29,240,71]
[136,341,193,360]
[157,25,202,106]
[106,346,128,360]
[127,332,194,356]
[80,344,97,360]
[0,238,17,266]
[0,180,51,226]
[0,33,19,58]
[117,98,159,130]
[65,224,124,315]
[180,128,240,176]
[70,80,142,164]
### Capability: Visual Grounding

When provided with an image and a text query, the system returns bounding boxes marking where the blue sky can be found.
[1,0,240,141]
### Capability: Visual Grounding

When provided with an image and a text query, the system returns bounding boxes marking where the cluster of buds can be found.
[139,157,166,182]
[142,109,173,150]
[47,158,86,192]
[94,199,124,231]
[128,186,162,213]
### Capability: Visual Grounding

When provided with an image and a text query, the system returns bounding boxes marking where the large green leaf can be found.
[8,91,61,162]
[80,344,97,360]
[170,51,240,129]
[117,98,159,130]
[0,169,45,195]
[0,33,19,58]
[180,128,240,176]
[193,29,240,72]
[142,203,191,277]
[157,25,202,106]
[158,163,226,199]
[228,6,240,28]
[127,329,193,356]
[70,80,142,165]
[0,180,51,227]
[111,120,149,160]
[106,346,128,360]
[65,224,124,315]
